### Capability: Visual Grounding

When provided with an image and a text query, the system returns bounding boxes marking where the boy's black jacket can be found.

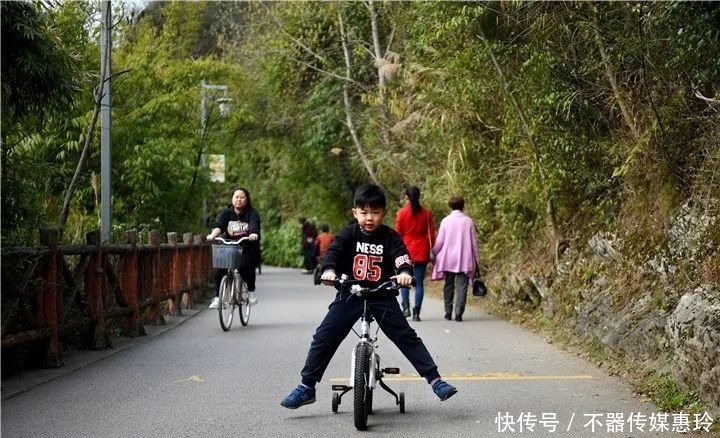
[320,222,412,287]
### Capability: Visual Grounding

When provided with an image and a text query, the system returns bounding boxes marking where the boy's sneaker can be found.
[208,297,220,309]
[280,385,316,409]
[248,292,258,305]
[432,380,458,401]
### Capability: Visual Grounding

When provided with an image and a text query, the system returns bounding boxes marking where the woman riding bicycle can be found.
[206,187,261,309]
[281,184,457,409]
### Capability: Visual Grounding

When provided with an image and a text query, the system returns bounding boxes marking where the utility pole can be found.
[100,0,112,242]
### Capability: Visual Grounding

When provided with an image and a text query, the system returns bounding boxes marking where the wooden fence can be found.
[1,228,212,368]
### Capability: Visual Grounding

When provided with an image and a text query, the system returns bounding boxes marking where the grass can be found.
[636,374,701,412]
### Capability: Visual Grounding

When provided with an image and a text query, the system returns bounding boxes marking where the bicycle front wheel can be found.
[353,343,371,430]
[237,278,251,326]
[218,274,235,331]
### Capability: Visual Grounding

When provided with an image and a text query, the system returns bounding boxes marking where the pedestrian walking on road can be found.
[280,184,457,409]
[394,185,435,321]
[430,195,478,322]
[315,224,334,263]
[300,218,318,274]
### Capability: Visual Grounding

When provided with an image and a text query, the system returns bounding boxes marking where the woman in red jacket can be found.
[395,186,435,321]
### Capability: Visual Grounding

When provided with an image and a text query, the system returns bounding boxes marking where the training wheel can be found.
[332,392,340,413]
[399,392,405,413]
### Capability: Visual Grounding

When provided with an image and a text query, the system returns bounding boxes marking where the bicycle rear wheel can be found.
[237,278,251,326]
[218,274,235,331]
[353,343,371,430]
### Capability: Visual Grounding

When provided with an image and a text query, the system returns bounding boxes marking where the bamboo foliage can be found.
[3,1,719,273]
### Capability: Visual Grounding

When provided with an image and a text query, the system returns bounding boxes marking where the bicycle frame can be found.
[214,236,251,329]
[348,299,380,390]
[330,277,407,427]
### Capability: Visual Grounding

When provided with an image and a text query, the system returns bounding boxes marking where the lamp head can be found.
[217,97,232,117]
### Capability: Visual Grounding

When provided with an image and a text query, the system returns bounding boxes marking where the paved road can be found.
[2,267,697,437]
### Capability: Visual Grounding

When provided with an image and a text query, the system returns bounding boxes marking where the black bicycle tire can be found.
[218,274,234,331]
[354,343,371,430]
[237,277,250,326]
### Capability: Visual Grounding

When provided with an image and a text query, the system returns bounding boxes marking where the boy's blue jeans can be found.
[399,262,428,309]
[300,291,440,387]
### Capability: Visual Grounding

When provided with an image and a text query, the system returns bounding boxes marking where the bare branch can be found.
[383,26,395,58]
[590,2,640,140]
[260,0,327,65]
[349,35,375,59]
[695,90,720,104]
[285,54,363,87]
[339,11,378,185]
[103,68,131,84]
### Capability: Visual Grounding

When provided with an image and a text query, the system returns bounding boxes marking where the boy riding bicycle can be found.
[281,184,457,409]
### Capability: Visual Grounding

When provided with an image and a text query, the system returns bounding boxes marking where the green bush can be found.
[261,221,303,268]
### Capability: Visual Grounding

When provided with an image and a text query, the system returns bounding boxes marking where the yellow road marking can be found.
[329,372,592,382]
[174,375,205,383]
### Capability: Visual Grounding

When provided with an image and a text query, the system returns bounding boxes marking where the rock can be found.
[666,286,720,409]
[574,275,614,340]
[646,200,718,282]
[601,296,668,363]
[521,277,542,308]
[589,233,620,260]
[498,273,538,309]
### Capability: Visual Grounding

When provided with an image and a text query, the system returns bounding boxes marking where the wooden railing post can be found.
[147,230,165,325]
[85,231,111,349]
[39,228,63,367]
[194,234,206,300]
[121,230,145,337]
[167,232,182,316]
[181,233,195,309]
[203,238,213,292]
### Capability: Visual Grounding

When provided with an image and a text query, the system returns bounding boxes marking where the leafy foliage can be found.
[3,1,719,278]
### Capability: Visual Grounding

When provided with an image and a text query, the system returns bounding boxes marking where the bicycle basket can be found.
[212,244,247,269]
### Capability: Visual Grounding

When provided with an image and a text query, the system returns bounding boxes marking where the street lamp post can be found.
[100,1,112,242]
[200,80,231,226]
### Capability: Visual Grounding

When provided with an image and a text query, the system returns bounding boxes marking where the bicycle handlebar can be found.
[213,236,250,245]
[328,276,416,297]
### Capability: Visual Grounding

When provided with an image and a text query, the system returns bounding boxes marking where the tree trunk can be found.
[366,0,393,151]
[590,4,640,141]
[367,0,385,88]
[59,3,112,235]
[339,12,379,185]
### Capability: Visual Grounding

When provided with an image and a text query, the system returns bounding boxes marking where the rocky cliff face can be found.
[667,288,720,408]
[497,201,720,409]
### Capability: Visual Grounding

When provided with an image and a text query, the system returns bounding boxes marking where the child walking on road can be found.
[281,184,458,409]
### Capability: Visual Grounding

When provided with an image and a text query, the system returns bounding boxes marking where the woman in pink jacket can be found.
[431,196,478,322]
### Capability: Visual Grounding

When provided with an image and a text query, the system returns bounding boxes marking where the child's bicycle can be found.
[212,236,252,331]
[327,275,414,431]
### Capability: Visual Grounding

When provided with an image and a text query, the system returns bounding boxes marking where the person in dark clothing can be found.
[299,218,318,273]
[281,184,457,409]
[206,187,261,308]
